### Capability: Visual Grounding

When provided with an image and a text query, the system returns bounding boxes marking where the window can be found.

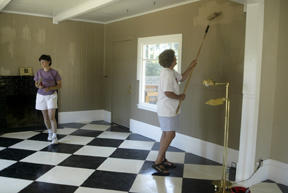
[137,34,182,112]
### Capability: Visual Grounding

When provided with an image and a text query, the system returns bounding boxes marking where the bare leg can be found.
[41,110,51,130]
[155,131,176,164]
[48,109,57,133]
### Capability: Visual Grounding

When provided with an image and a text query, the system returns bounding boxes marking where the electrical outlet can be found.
[19,67,33,76]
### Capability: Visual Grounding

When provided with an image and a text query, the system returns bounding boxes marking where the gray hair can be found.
[158,49,175,68]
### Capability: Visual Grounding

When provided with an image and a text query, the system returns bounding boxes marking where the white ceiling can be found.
[1,0,203,24]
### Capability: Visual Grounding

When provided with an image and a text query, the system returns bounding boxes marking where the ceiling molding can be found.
[0,0,11,10]
[70,18,105,24]
[53,0,118,24]
[2,10,106,24]
[2,10,52,18]
[104,0,200,24]
[230,0,246,4]
[230,0,264,5]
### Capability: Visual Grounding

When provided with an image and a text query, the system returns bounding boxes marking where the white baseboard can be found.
[236,159,288,187]
[58,110,111,124]
[130,119,239,166]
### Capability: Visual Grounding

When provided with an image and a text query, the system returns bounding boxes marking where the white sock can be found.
[52,133,57,138]
[48,129,52,134]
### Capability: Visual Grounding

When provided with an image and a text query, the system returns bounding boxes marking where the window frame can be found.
[137,34,183,112]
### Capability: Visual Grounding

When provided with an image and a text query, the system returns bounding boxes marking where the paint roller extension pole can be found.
[175,25,210,114]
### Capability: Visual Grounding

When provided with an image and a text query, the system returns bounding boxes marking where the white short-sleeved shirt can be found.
[157,68,182,117]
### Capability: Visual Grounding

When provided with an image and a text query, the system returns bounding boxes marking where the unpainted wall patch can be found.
[0,27,16,44]
[193,0,243,26]
[22,25,31,41]
[37,29,46,44]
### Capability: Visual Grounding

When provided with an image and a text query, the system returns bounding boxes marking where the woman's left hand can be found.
[190,59,197,68]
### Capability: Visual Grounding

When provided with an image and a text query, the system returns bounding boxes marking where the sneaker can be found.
[47,132,53,141]
[51,136,58,144]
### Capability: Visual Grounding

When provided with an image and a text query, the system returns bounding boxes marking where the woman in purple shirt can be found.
[34,55,62,144]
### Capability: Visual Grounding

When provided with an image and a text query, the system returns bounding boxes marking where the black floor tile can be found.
[59,155,106,169]
[184,153,220,165]
[19,182,78,193]
[278,183,288,193]
[88,138,123,147]
[70,129,102,137]
[58,123,86,129]
[110,148,149,160]
[264,179,275,183]
[126,133,155,142]
[152,142,184,152]
[0,148,35,161]
[40,143,83,154]
[90,120,111,125]
[166,163,184,177]
[139,161,184,177]
[107,124,130,132]
[0,162,53,180]
[0,137,22,147]
[182,178,215,193]
[138,161,156,175]
[28,133,65,141]
[82,170,136,192]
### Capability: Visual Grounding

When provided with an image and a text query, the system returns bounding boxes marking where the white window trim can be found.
[137,34,182,112]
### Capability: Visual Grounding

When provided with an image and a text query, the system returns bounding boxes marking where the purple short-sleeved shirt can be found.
[34,68,61,95]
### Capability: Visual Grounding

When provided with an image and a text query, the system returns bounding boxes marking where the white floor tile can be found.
[0,147,5,151]
[119,140,154,150]
[9,140,50,151]
[74,146,116,157]
[130,174,182,193]
[59,135,94,145]
[37,166,94,186]
[183,164,222,180]
[43,128,78,135]
[21,151,71,165]
[0,176,32,193]
[79,121,92,124]
[1,131,39,139]
[250,182,283,193]
[98,158,144,174]
[56,128,78,135]
[146,151,185,164]
[97,131,130,140]
[80,124,110,131]
[0,159,16,171]
[74,187,127,193]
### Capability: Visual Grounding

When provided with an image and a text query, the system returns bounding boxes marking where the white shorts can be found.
[35,92,58,110]
[158,115,179,131]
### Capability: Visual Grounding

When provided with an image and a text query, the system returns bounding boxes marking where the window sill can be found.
[137,103,157,112]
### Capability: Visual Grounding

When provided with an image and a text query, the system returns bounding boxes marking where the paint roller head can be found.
[207,12,222,21]
[204,12,222,34]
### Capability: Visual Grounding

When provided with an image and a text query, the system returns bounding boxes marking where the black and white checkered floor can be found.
[0,121,287,193]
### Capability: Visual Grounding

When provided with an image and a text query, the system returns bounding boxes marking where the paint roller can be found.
[176,11,222,114]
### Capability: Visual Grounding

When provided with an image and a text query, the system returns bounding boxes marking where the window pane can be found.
[144,60,161,105]
[140,39,181,107]
[143,43,179,60]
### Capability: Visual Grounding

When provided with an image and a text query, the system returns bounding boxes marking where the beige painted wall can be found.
[256,0,288,164]
[256,0,280,163]
[270,0,288,163]
[104,0,245,149]
[0,13,105,112]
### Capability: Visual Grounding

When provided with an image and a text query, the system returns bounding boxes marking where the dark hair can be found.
[158,49,175,68]
[39,54,52,66]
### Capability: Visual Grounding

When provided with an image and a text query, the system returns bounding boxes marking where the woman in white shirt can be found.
[153,49,197,175]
